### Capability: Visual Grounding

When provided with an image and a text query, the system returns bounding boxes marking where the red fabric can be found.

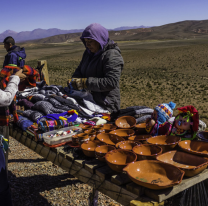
[177,105,199,132]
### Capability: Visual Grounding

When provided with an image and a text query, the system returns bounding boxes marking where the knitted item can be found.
[32,101,67,115]
[155,101,176,124]
[17,99,34,110]
[23,110,46,122]
[16,115,33,131]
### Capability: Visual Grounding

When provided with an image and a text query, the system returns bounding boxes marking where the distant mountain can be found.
[27,20,208,44]
[0,26,152,42]
[0,28,84,42]
[113,26,152,31]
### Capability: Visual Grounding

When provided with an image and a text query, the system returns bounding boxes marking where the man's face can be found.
[84,38,100,53]
[4,43,12,51]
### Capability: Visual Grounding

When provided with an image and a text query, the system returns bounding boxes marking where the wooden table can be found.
[9,124,208,206]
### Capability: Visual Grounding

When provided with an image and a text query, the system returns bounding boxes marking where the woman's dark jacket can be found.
[72,40,124,112]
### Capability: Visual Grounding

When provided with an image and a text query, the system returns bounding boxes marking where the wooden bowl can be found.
[123,160,185,190]
[178,140,208,157]
[118,140,140,150]
[133,144,162,160]
[105,149,137,172]
[81,140,104,157]
[134,123,147,134]
[110,129,135,139]
[147,135,181,153]
[157,150,208,177]
[95,145,115,162]
[97,133,125,146]
[128,135,151,144]
[115,116,136,129]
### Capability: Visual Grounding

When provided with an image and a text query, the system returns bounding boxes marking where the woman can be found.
[70,23,124,112]
[0,69,26,206]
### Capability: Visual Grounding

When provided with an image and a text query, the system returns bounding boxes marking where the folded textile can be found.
[32,101,67,115]
[50,96,93,118]
[135,115,151,124]
[38,119,72,132]
[23,110,46,122]
[27,94,45,103]
[110,106,153,121]
[48,98,71,111]
[16,115,33,131]
[17,99,34,109]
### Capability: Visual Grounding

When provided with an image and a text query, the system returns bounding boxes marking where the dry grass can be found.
[0,39,208,125]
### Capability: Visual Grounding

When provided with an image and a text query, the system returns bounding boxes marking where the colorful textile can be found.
[0,75,20,126]
[37,110,78,124]
[154,102,176,124]
[0,65,39,91]
[0,95,18,126]
[38,119,72,132]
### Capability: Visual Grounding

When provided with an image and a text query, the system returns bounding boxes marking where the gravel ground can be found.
[8,137,122,206]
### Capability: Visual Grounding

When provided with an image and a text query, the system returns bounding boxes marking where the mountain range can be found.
[27,20,208,44]
[0,26,151,42]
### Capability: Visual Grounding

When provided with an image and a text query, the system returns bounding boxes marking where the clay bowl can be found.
[110,129,135,139]
[134,123,147,134]
[178,140,208,157]
[129,135,151,144]
[156,150,208,177]
[105,149,137,172]
[97,133,125,146]
[102,124,117,130]
[84,129,96,141]
[197,131,208,143]
[100,129,113,134]
[118,140,141,150]
[123,160,185,190]
[78,133,90,145]
[79,124,92,131]
[147,135,181,153]
[93,125,103,132]
[95,145,115,162]
[115,116,136,129]
[72,134,79,145]
[133,144,162,160]
[81,140,104,157]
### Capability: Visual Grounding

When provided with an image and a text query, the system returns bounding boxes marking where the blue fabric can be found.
[0,167,13,206]
[16,115,33,131]
[37,111,78,123]
[3,46,26,67]
[0,148,5,172]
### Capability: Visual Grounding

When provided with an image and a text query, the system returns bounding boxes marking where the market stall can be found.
[2,61,208,206]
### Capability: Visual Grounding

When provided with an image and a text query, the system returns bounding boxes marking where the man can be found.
[3,36,26,67]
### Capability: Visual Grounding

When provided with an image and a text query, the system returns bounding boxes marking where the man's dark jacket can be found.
[3,46,26,67]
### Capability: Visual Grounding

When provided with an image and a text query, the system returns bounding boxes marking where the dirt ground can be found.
[0,38,208,126]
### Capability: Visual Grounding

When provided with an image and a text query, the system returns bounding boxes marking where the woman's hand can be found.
[15,69,27,82]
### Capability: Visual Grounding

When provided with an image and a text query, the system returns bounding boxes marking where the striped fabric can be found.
[0,65,39,126]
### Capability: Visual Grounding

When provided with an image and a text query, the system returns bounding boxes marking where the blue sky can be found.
[0,0,207,33]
